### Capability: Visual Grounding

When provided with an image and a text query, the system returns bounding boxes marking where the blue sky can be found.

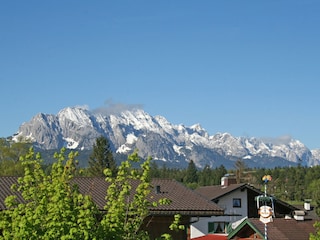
[1,1,320,149]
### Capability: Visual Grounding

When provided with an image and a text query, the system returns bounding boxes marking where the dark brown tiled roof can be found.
[148,179,224,216]
[248,218,317,240]
[0,177,224,217]
[0,176,25,209]
[195,184,246,201]
[71,177,108,210]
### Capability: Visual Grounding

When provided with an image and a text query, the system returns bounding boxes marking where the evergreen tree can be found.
[88,136,117,177]
[150,160,160,178]
[214,165,227,185]
[185,160,198,184]
[198,164,212,186]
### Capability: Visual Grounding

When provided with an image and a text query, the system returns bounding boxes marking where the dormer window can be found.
[233,198,241,208]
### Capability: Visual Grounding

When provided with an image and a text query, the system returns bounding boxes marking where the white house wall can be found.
[190,188,248,239]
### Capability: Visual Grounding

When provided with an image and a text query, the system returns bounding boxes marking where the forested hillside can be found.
[1,138,320,210]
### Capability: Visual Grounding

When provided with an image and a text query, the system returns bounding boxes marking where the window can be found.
[208,222,229,233]
[233,198,241,208]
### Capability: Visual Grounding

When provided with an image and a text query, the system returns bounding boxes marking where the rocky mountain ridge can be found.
[13,106,320,168]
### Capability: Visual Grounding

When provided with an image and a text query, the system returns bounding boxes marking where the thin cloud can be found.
[74,104,89,110]
[92,99,143,116]
[260,135,293,145]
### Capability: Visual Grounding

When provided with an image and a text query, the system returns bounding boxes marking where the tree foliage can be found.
[185,160,198,184]
[98,150,171,239]
[197,164,227,186]
[0,147,99,240]
[0,138,31,176]
[88,136,117,177]
[0,148,178,240]
[310,221,320,240]
[307,178,320,217]
[3,140,320,238]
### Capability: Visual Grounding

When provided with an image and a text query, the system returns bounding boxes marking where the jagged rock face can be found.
[13,106,320,168]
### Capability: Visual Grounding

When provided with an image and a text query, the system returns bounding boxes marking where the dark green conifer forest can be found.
[1,137,320,215]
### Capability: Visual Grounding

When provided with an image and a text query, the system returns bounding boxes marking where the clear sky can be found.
[1,1,320,149]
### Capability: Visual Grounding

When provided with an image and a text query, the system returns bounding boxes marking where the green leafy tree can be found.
[0,147,99,240]
[98,150,171,239]
[0,148,181,240]
[160,214,185,240]
[307,179,320,216]
[88,136,117,177]
[0,159,24,176]
[310,221,320,240]
[0,138,31,176]
[0,138,31,162]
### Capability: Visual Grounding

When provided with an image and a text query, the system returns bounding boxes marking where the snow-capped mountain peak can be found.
[13,106,320,168]
[58,107,93,127]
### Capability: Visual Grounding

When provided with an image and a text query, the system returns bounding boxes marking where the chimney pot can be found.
[155,185,161,194]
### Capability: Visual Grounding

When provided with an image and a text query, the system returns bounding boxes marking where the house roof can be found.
[191,234,228,240]
[0,176,25,210]
[228,218,317,240]
[0,176,224,217]
[195,184,246,201]
[147,179,224,216]
[195,183,298,213]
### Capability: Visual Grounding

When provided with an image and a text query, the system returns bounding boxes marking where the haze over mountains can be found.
[11,106,320,169]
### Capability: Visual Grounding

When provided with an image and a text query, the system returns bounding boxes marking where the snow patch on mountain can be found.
[63,137,79,149]
[116,144,132,154]
[12,106,320,168]
[116,133,138,154]
[126,133,138,144]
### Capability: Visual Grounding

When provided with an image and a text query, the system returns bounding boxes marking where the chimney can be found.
[304,199,311,211]
[155,185,161,194]
[221,174,237,187]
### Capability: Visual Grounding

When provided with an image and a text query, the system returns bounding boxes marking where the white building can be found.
[190,175,297,239]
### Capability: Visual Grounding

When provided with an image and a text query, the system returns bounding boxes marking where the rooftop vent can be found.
[293,210,305,221]
[284,214,292,219]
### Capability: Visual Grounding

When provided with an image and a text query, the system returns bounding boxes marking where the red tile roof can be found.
[191,234,227,240]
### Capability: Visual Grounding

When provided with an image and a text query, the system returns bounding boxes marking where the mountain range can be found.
[11,106,320,169]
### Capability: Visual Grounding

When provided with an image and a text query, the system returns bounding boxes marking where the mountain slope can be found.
[13,106,320,168]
